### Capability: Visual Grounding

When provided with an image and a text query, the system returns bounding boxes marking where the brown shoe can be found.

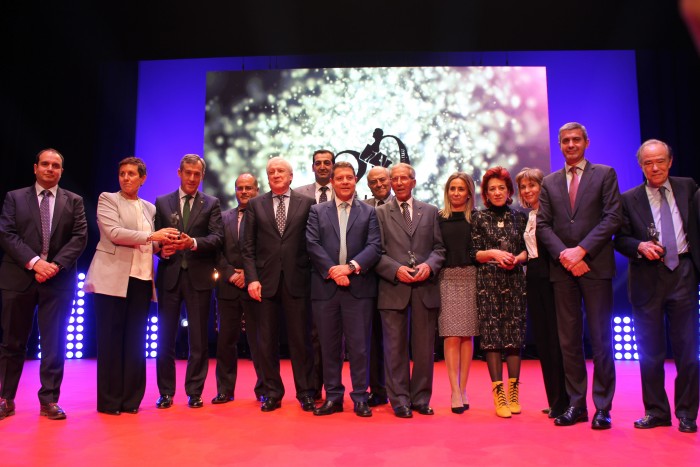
[40,403,67,420]
[0,399,16,419]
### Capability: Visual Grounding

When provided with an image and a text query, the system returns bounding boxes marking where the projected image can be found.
[204,66,550,209]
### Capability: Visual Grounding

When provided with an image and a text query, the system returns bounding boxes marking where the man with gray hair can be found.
[154,154,223,409]
[242,156,317,412]
[614,139,699,433]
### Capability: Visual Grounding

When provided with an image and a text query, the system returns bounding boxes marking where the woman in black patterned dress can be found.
[470,166,527,418]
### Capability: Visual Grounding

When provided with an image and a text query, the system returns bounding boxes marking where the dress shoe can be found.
[411,404,434,416]
[256,394,267,403]
[313,400,343,416]
[367,393,389,407]
[187,396,204,408]
[678,418,698,433]
[98,409,121,416]
[261,397,282,412]
[299,395,316,412]
[554,406,588,426]
[633,414,672,429]
[542,407,551,414]
[354,402,372,417]
[122,408,139,414]
[156,395,173,409]
[211,393,234,404]
[393,405,413,418]
[548,406,567,419]
[591,409,611,430]
[0,399,16,419]
[40,403,67,420]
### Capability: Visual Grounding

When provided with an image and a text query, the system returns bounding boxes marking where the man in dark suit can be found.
[375,163,445,418]
[154,154,223,409]
[306,162,382,417]
[363,166,394,407]
[537,122,623,429]
[295,149,335,203]
[614,139,699,433]
[0,148,87,421]
[211,173,263,405]
[241,156,316,412]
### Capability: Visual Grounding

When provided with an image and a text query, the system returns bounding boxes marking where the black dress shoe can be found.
[156,395,173,409]
[313,400,343,416]
[98,409,121,416]
[299,395,316,412]
[256,394,267,403]
[678,418,698,433]
[0,399,16,419]
[591,409,611,430]
[394,405,413,418]
[122,408,139,414]
[211,393,234,404]
[40,403,67,420]
[554,406,588,426]
[633,414,672,429]
[354,402,372,417]
[261,397,282,412]
[548,406,566,419]
[187,396,204,408]
[411,404,434,416]
[367,393,389,407]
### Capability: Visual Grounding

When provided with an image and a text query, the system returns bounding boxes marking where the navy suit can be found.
[614,177,699,421]
[0,185,87,404]
[154,190,223,398]
[537,161,623,411]
[306,198,381,403]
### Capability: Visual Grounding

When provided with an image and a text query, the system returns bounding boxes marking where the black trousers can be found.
[93,278,152,412]
[0,282,72,404]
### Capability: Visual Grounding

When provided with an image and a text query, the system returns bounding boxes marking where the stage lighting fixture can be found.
[613,316,638,361]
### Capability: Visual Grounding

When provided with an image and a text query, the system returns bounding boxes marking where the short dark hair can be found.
[179,154,206,173]
[36,148,64,165]
[331,161,356,178]
[119,156,147,177]
[312,149,335,163]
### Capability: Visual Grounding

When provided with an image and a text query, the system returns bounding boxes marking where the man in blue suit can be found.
[306,161,382,417]
[614,139,699,433]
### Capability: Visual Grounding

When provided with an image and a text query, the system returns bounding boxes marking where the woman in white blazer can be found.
[85,157,178,415]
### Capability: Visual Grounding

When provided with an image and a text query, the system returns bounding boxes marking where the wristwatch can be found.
[347,262,356,273]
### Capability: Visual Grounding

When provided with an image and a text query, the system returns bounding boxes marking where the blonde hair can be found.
[439,172,475,221]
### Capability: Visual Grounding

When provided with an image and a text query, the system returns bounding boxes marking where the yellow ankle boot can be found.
[491,381,512,418]
[508,378,521,414]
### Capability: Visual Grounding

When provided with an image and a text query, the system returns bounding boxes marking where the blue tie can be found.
[658,186,679,270]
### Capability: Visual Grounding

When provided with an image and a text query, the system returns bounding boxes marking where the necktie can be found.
[275,195,286,235]
[569,167,579,210]
[182,194,193,229]
[339,202,348,264]
[319,186,329,203]
[658,186,679,270]
[376,199,384,207]
[237,208,245,236]
[401,201,412,233]
[40,190,52,258]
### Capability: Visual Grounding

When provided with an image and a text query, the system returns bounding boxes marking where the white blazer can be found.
[84,191,157,299]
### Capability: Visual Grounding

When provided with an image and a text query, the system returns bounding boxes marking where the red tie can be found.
[569,167,580,210]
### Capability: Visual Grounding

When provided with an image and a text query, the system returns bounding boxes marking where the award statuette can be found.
[170,212,182,239]
[408,250,418,277]
[647,222,666,258]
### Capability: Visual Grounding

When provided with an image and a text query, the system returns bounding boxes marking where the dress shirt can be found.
[524,209,538,259]
[645,180,688,254]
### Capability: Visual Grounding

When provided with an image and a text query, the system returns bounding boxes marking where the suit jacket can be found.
[241,190,315,298]
[84,192,157,299]
[374,199,446,310]
[537,161,623,281]
[154,190,223,292]
[613,177,700,306]
[216,206,248,300]
[364,195,394,208]
[0,185,87,292]
[306,198,381,300]
[295,183,334,203]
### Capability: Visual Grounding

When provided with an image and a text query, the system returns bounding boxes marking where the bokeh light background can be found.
[204,66,550,209]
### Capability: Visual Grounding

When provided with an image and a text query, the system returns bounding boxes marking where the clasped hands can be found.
[158,228,194,258]
[396,263,431,283]
[33,259,60,283]
[327,264,355,287]
[559,246,590,277]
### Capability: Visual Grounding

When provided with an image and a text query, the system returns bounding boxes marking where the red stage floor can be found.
[2,359,697,466]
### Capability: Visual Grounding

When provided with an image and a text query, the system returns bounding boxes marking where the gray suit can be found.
[537,161,623,411]
[375,199,445,408]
